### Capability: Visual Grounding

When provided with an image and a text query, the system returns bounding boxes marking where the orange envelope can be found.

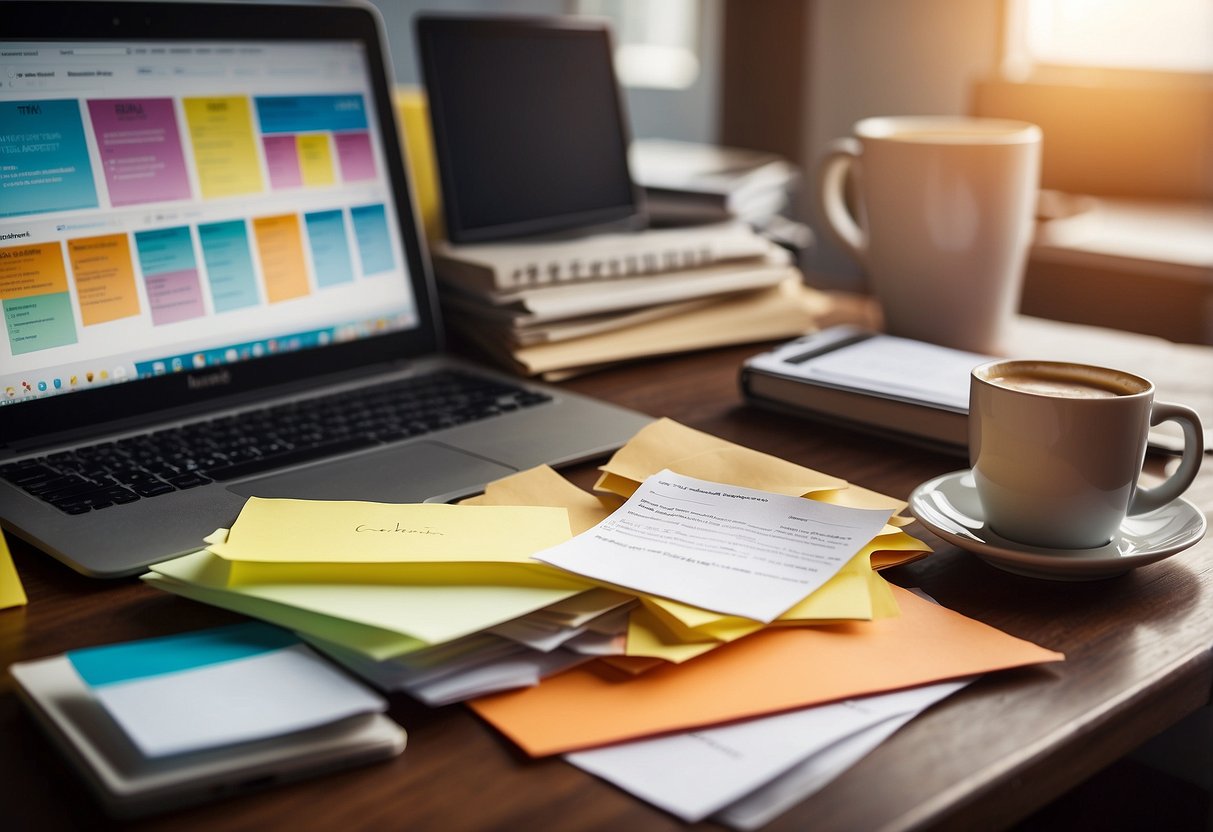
[469,585,1063,756]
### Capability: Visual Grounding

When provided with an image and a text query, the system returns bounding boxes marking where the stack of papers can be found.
[137,419,1065,824]
[630,138,801,230]
[458,421,1064,823]
[143,501,635,705]
[433,222,829,379]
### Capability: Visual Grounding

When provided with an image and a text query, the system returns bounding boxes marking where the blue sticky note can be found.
[0,99,99,217]
[199,219,260,312]
[67,621,297,688]
[351,203,395,275]
[305,209,356,287]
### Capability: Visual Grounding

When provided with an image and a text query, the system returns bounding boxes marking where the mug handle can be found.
[1130,402,1205,514]
[815,137,867,267]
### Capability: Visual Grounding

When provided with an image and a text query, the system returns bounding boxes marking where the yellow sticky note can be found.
[212,498,570,564]
[296,134,336,186]
[144,571,419,660]
[0,528,27,610]
[395,88,444,241]
[184,96,264,198]
[148,548,585,659]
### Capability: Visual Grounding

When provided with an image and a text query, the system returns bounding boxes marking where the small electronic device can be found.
[416,14,645,242]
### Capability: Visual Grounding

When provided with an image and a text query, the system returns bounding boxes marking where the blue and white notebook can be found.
[66,622,386,758]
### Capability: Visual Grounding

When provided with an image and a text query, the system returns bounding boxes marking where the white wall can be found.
[802,0,1004,289]
[364,0,721,143]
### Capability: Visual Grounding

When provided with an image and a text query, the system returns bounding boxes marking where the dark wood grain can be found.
[3,336,1211,832]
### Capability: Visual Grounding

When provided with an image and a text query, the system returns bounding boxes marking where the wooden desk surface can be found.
[3,340,1212,832]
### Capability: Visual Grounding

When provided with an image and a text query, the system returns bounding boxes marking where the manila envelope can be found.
[594,419,916,536]
[469,584,1063,756]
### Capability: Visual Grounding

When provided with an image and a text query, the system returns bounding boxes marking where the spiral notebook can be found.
[430,222,772,293]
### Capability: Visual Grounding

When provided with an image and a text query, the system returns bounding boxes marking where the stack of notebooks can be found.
[630,138,800,229]
[137,418,1065,826]
[431,221,828,380]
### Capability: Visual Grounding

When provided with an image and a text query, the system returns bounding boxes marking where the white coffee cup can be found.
[969,359,1204,550]
[816,116,1042,353]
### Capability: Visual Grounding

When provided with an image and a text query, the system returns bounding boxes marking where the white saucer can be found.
[908,470,1207,580]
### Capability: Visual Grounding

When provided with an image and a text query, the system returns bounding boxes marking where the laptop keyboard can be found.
[0,370,551,515]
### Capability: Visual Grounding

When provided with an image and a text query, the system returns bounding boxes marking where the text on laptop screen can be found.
[0,40,418,406]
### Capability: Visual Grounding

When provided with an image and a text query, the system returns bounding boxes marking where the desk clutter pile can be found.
[132,418,1063,825]
[431,222,829,380]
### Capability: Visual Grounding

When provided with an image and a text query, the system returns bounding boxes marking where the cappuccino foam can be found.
[985,364,1146,399]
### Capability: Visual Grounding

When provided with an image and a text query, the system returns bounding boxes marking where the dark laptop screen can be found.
[0,36,419,412]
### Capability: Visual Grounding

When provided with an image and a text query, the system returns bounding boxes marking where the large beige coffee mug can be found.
[969,360,1204,549]
[816,116,1041,353]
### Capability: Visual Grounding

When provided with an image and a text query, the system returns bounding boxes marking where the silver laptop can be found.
[0,1,652,578]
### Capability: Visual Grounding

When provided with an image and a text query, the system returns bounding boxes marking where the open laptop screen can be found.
[0,2,439,447]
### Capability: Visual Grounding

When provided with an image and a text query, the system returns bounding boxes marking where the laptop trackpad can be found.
[226,441,517,503]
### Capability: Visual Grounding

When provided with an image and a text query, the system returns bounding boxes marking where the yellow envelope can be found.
[147,548,586,658]
[594,419,917,539]
[623,549,901,663]
[625,605,722,664]
[0,529,27,610]
[215,498,570,562]
[461,465,616,534]
[648,539,901,631]
[209,498,580,585]
[594,419,847,499]
[469,584,1065,756]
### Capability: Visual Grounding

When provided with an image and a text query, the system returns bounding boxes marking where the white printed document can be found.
[534,471,892,623]
[568,678,971,824]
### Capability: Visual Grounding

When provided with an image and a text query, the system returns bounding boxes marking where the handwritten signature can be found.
[354,523,444,535]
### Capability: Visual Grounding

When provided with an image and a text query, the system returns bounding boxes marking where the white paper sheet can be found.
[89,643,386,758]
[796,334,988,410]
[567,678,971,823]
[536,470,892,623]
[713,713,915,830]
[308,636,592,706]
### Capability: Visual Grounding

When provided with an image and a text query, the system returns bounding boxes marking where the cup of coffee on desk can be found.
[969,360,1204,550]
[815,116,1041,354]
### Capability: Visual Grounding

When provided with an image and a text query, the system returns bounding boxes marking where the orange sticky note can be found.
[0,241,69,300]
[68,234,141,325]
[253,214,311,303]
[469,585,1063,756]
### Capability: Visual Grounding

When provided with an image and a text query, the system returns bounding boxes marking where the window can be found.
[1004,0,1213,77]
[575,0,700,90]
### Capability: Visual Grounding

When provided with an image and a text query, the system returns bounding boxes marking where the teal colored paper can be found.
[0,99,98,217]
[199,219,260,312]
[67,621,297,688]
[305,209,355,287]
[351,203,394,274]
